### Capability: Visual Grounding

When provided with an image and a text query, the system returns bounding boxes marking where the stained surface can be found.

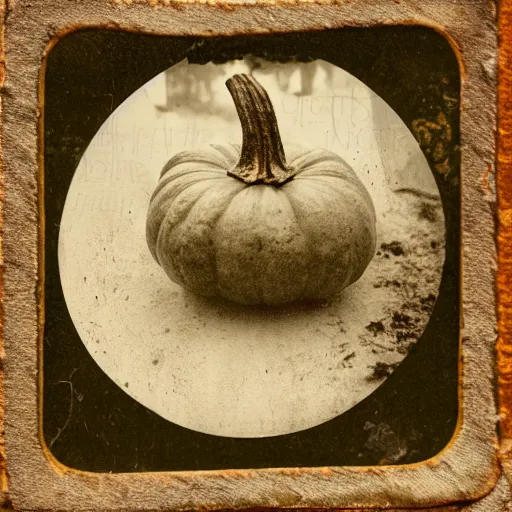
[498,0,512,447]
[44,27,460,472]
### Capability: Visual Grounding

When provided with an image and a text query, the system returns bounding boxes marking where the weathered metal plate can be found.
[0,0,509,510]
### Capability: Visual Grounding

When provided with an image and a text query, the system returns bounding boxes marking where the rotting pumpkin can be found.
[146,73,377,306]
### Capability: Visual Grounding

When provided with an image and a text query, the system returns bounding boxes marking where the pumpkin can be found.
[146,73,376,306]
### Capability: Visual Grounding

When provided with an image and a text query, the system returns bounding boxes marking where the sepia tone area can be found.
[0,0,504,510]
[43,27,459,472]
[59,57,443,439]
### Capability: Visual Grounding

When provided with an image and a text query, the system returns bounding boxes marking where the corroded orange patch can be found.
[498,0,512,451]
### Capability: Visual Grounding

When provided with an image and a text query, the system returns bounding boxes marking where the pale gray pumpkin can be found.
[146,74,376,306]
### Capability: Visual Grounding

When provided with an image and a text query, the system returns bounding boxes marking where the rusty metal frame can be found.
[1,0,510,510]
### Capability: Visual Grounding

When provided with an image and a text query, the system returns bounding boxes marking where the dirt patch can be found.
[357,192,444,371]
[366,362,400,381]
[380,241,405,256]
[418,202,438,222]
[366,321,385,336]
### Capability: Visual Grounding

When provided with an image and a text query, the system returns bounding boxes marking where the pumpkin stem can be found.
[226,74,296,186]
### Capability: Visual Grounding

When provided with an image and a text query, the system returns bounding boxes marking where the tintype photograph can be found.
[2,1,506,510]
[44,27,459,472]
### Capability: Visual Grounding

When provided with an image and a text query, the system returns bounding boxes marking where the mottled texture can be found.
[498,0,512,463]
[147,144,376,305]
[0,0,502,511]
